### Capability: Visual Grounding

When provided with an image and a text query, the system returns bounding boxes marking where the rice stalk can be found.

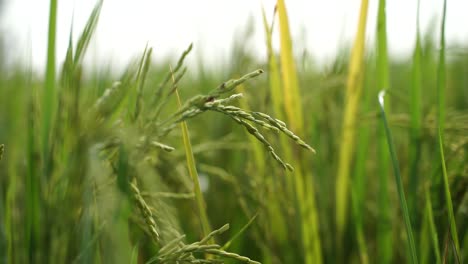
[162,63,317,262]
[351,65,371,264]
[378,91,418,264]
[261,7,300,255]
[130,244,139,264]
[221,212,258,250]
[159,70,313,172]
[335,0,369,251]
[73,1,102,65]
[412,1,440,262]
[173,72,212,242]
[420,184,441,264]
[133,46,152,121]
[375,0,392,262]
[436,0,460,259]
[25,97,41,262]
[277,0,303,134]
[180,94,316,172]
[276,1,322,263]
[151,43,193,119]
[41,0,57,172]
[163,69,264,126]
[33,2,58,258]
[261,5,283,121]
[203,101,292,171]
[408,0,423,217]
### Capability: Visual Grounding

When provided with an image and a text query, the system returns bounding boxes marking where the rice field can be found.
[0,0,467,263]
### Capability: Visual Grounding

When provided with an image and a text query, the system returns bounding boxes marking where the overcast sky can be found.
[2,0,468,73]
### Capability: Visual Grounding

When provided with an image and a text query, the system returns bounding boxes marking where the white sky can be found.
[1,0,468,73]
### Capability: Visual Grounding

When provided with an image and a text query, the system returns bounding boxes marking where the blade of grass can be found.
[336,0,369,252]
[133,46,152,121]
[36,2,58,257]
[62,0,102,130]
[73,0,102,65]
[222,212,258,250]
[259,7,295,248]
[42,0,57,170]
[151,43,193,118]
[420,185,441,264]
[262,5,283,122]
[34,0,58,258]
[277,0,303,134]
[262,2,294,201]
[26,98,41,263]
[375,0,392,263]
[351,69,372,264]
[350,180,369,264]
[276,1,322,263]
[435,0,460,257]
[173,68,212,243]
[408,0,423,218]
[378,91,418,264]
[411,1,441,262]
[130,243,139,264]
[1,70,28,261]
[260,7,301,261]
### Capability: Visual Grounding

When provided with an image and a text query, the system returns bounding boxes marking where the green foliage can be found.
[0,1,467,264]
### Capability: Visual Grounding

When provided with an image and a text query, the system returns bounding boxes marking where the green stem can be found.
[42,0,57,168]
[379,91,418,264]
[436,0,460,257]
[175,89,212,242]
